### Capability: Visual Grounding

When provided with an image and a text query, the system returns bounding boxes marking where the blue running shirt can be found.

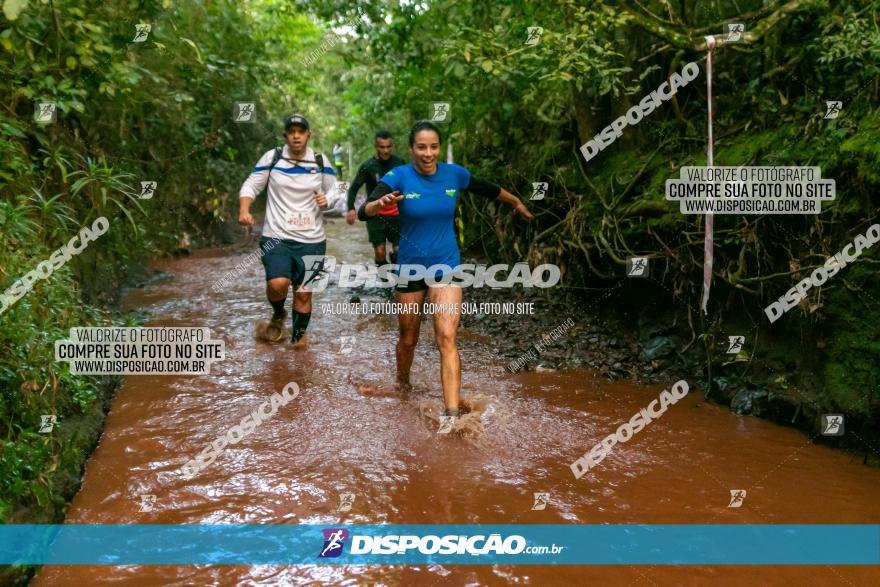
[379,163,471,269]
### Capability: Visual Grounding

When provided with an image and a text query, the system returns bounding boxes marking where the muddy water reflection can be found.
[33,220,880,585]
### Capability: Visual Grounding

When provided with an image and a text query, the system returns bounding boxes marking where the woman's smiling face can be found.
[411,130,440,175]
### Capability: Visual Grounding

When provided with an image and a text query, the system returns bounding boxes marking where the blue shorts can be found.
[260,237,326,286]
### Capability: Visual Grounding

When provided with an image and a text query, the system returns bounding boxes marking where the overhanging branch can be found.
[613,0,823,52]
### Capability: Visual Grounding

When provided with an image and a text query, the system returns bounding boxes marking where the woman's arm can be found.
[467,177,535,221]
[357,182,403,221]
[496,188,534,220]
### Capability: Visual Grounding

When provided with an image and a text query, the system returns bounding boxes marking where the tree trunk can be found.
[572,83,598,147]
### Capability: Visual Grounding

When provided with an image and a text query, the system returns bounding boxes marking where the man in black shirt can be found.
[346,131,405,264]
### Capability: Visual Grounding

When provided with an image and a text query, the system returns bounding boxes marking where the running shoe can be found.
[265,310,287,342]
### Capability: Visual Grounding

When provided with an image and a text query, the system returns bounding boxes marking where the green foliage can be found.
[0,0,319,528]
[811,6,880,77]
[821,259,880,419]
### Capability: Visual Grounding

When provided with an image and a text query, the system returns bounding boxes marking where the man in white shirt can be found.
[238,114,336,345]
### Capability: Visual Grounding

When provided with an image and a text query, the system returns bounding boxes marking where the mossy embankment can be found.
[461,109,879,460]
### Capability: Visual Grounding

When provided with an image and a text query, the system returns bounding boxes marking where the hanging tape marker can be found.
[701,35,716,314]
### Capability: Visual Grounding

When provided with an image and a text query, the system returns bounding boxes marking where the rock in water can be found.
[730,388,769,415]
[639,336,676,361]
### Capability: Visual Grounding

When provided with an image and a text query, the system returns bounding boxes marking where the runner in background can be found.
[332,142,346,179]
[358,120,534,420]
[238,114,336,346]
[346,131,405,264]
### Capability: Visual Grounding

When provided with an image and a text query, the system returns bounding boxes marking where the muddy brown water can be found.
[33,220,880,585]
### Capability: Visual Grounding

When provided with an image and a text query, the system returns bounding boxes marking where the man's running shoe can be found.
[265,310,287,342]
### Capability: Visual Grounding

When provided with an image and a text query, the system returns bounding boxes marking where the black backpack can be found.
[268,147,324,179]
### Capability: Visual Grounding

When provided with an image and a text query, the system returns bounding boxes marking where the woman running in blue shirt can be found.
[358,120,534,420]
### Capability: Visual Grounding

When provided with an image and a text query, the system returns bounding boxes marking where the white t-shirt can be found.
[239,145,338,243]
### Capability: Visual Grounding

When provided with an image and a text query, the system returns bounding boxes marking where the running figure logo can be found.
[821,414,844,436]
[824,101,843,119]
[139,494,157,512]
[34,102,56,124]
[132,24,151,43]
[139,181,157,200]
[531,492,550,510]
[38,415,57,434]
[626,257,649,278]
[337,493,355,512]
[234,102,256,123]
[727,336,745,354]
[301,255,336,293]
[725,23,745,43]
[525,27,544,46]
[728,489,746,508]
[319,528,349,558]
[530,182,548,201]
[438,415,455,434]
[430,102,451,123]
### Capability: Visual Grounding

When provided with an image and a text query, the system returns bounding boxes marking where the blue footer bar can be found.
[2,524,878,565]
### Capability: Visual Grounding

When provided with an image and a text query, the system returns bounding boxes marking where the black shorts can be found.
[395,279,428,293]
[259,237,326,286]
[366,215,400,246]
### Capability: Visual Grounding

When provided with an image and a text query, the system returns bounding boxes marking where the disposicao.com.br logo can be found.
[301,256,561,291]
[318,529,564,558]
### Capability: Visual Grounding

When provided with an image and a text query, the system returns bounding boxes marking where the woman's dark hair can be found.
[408,120,442,147]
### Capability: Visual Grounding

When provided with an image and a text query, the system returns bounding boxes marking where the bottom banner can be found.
[2,524,878,565]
